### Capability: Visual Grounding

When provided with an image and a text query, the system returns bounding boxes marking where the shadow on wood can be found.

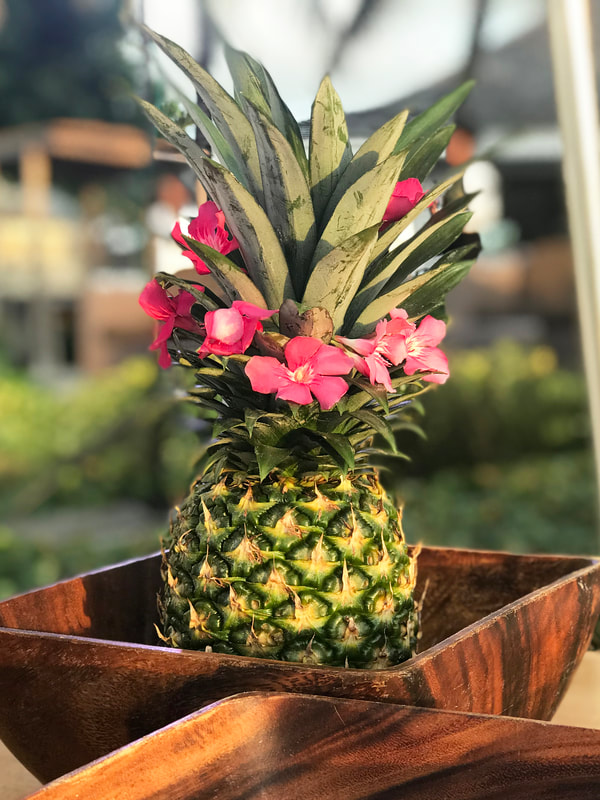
[27,691,600,800]
[1,546,599,783]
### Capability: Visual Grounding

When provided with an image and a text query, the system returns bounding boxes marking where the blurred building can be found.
[0,119,157,374]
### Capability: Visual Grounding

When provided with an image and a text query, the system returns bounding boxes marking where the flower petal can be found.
[412,315,447,348]
[205,308,244,345]
[336,335,377,358]
[188,201,220,241]
[284,336,322,371]
[309,376,349,410]
[365,353,393,392]
[139,280,173,321]
[245,356,288,394]
[405,347,449,384]
[383,178,425,222]
[311,343,354,376]
[232,301,276,320]
[276,380,314,405]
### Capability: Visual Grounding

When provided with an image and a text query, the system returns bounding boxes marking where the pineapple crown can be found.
[137,27,479,481]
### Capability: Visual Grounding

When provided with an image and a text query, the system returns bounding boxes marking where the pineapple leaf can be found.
[178,94,247,184]
[138,98,293,307]
[312,151,406,266]
[244,101,317,298]
[393,80,475,154]
[350,251,474,337]
[322,109,409,221]
[399,124,456,183]
[400,257,476,320]
[143,26,264,203]
[382,210,473,293]
[225,45,308,179]
[181,237,269,307]
[255,444,289,480]
[345,210,471,332]
[371,169,466,263]
[191,158,295,308]
[301,225,379,331]
[309,76,353,224]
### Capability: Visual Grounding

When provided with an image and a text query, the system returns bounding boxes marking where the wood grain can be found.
[0,547,599,783]
[27,692,600,800]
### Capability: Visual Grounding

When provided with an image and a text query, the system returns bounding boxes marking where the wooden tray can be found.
[25,691,600,799]
[1,546,599,783]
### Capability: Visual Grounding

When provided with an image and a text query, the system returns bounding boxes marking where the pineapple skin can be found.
[160,471,419,668]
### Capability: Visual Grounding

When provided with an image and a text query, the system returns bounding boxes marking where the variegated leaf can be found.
[309,76,353,224]
[399,124,455,182]
[348,251,474,336]
[143,26,264,204]
[182,237,268,308]
[312,151,406,267]
[371,169,466,263]
[225,45,308,179]
[178,95,247,184]
[245,102,316,298]
[301,225,379,331]
[393,80,475,154]
[138,98,293,308]
[322,109,409,221]
[346,209,471,331]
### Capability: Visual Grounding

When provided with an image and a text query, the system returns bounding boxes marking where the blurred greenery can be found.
[0,341,597,600]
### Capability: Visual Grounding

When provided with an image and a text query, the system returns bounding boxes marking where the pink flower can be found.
[404,315,449,384]
[139,279,202,369]
[245,337,353,410]
[383,178,425,223]
[198,301,276,358]
[172,201,239,275]
[337,309,415,392]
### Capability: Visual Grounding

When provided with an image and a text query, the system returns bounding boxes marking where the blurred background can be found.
[0,0,598,599]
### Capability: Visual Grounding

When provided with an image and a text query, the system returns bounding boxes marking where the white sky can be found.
[141,0,546,120]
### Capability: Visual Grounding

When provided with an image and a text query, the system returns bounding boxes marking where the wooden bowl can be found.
[26,691,600,799]
[1,546,599,783]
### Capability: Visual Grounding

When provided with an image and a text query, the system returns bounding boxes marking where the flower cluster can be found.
[139,177,449,403]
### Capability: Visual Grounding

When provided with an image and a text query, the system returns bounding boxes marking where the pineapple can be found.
[138,28,478,668]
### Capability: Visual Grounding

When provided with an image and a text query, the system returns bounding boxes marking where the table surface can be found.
[2,650,599,800]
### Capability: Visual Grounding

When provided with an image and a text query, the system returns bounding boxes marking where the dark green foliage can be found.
[0,0,138,126]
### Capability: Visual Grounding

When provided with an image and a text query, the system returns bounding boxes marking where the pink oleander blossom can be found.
[198,301,276,357]
[337,309,415,392]
[245,336,353,410]
[403,315,449,384]
[383,178,425,223]
[172,201,239,275]
[139,279,202,369]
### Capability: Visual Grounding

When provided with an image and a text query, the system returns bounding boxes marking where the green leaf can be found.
[320,432,355,471]
[371,169,466,263]
[394,80,475,154]
[182,237,268,308]
[323,110,409,221]
[342,377,390,414]
[399,124,455,183]
[301,225,379,331]
[349,410,397,453]
[244,102,316,298]
[255,444,288,481]
[244,409,265,436]
[309,76,353,224]
[345,210,471,332]
[225,45,308,179]
[312,151,406,266]
[143,26,263,203]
